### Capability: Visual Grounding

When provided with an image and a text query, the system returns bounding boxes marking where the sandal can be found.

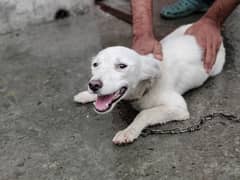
[160,0,210,19]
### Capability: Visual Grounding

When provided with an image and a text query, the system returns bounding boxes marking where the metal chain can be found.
[141,112,240,137]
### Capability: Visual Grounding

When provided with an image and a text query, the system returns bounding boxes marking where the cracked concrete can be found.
[0,4,240,180]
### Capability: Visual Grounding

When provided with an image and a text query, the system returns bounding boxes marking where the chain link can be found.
[141,112,240,137]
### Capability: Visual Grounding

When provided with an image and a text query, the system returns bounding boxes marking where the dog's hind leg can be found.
[74,91,96,104]
[112,105,189,145]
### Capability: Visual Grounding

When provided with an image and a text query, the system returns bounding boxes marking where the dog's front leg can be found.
[112,105,189,145]
[74,91,96,104]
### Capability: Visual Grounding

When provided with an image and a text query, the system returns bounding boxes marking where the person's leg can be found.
[160,0,214,19]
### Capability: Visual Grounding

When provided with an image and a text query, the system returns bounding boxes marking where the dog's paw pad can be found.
[112,129,140,145]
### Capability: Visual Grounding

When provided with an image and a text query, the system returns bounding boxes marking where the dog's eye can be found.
[92,62,98,67]
[118,63,127,69]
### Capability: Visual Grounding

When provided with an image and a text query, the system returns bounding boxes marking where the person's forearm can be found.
[203,0,239,26]
[131,0,153,36]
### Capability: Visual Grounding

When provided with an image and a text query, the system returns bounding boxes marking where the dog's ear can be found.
[140,56,161,80]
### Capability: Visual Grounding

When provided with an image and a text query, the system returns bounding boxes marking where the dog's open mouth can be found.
[94,87,127,113]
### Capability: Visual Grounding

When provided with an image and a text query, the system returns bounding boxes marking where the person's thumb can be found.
[153,41,163,61]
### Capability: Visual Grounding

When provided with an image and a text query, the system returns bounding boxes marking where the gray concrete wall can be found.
[0,0,94,34]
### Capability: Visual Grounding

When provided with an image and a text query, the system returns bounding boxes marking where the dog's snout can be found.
[88,80,103,92]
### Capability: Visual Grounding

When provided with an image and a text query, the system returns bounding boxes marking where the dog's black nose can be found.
[88,80,103,92]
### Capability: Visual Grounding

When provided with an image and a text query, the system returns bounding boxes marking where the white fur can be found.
[74,24,225,145]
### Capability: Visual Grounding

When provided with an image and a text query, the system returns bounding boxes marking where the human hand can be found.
[132,34,163,60]
[185,17,222,73]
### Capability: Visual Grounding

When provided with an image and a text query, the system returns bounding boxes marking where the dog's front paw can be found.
[112,128,140,145]
[74,91,96,104]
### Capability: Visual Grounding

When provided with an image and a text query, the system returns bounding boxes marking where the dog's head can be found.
[88,46,160,113]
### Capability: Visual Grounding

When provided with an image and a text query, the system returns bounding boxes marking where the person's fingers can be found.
[139,49,149,55]
[204,38,213,73]
[132,37,157,55]
[185,27,192,35]
[153,41,163,61]
[216,36,222,51]
[218,36,222,46]
[206,35,222,71]
[195,36,206,62]
[209,41,218,71]
[132,44,148,55]
[202,48,207,65]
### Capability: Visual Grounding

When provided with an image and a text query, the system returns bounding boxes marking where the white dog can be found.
[74,24,225,145]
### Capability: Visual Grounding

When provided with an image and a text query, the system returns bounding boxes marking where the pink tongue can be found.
[95,94,115,111]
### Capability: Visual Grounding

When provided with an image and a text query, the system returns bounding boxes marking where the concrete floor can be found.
[0,5,240,180]
[0,0,93,34]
